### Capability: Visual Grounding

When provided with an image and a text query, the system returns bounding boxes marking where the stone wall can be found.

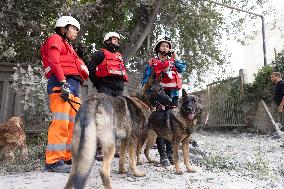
[253,101,276,134]
[193,87,277,133]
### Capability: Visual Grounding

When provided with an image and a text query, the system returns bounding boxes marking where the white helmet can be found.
[55,16,80,31]
[103,32,120,42]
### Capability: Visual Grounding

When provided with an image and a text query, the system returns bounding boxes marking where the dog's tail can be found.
[65,101,97,189]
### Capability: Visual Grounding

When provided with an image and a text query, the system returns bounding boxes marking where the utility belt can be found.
[65,75,83,82]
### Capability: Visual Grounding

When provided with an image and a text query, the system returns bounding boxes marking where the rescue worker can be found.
[87,32,128,160]
[41,16,89,173]
[87,32,128,96]
[142,36,186,166]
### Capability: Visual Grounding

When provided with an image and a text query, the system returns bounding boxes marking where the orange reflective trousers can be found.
[45,86,81,165]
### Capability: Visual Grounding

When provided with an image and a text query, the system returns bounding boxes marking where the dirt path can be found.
[1,131,284,189]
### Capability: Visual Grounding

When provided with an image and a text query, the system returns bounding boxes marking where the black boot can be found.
[165,140,174,165]
[156,137,170,166]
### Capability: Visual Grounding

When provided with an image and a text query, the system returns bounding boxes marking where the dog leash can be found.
[132,96,151,110]
[65,98,80,113]
[53,90,81,113]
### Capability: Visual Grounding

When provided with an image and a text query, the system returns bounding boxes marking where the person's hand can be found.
[173,51,180,60]
[169,50,180,60]
[168,50,175,57]
[278,105,283,112]
[60,81,70,101]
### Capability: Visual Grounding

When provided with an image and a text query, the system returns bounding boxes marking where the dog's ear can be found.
[182,89,187,98]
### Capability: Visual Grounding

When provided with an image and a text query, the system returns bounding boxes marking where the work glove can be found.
[168,50,180,60]
[167,50,174,57]
[60,81,71,102]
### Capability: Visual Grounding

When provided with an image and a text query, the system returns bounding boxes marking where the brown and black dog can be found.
[64,92,152,189]
[137,89,201,175]
[0,117,28,163]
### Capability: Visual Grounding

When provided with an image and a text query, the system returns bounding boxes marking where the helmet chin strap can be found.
[161,51,168,56]
[159,51,170,57]
[105,39,120,50]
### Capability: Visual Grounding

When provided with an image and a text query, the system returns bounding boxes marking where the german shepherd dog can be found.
[137,89,201,175]
[64,91,152,189]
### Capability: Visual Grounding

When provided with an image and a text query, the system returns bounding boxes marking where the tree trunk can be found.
[123,0,163,63]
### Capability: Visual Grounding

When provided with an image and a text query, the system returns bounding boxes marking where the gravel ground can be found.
[1,130,284,189]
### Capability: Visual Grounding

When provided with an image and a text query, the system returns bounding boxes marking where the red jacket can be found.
[40,34,89,81]
[95,48,128,82]
[149,57,182,90]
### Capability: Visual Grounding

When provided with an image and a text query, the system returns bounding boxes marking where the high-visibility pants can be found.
[45,86,81,165]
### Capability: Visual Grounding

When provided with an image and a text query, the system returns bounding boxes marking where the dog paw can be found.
[136,161,143,165]
[147,159,157,164]
[175,170,183,175]
[133,170,146,177]
[119,167,128,174]
[186,166,197,173]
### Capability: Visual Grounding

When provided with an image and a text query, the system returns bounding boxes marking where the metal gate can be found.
[206,76,246,127]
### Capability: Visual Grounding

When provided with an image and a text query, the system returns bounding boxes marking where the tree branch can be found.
[124,0,163,63]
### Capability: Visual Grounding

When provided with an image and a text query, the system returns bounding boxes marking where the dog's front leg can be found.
[182,137,196,173]
[173,143,183,175]
[128,140,146,177]
[119,138,128,174]
[144,129,157,163]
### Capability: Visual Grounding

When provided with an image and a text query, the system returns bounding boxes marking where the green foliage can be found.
[0,0,66,64]
[0,0,270,77]
[272,48,284,73]
[11,64,50,130]
[244,146,271,177]
[243,47,284,103]
[199,154,237,171]
[244,65,273,103]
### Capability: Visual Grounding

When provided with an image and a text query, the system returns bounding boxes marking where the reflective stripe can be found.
[109,69,125,76]
[46,143,68,151]
[45,66,51,74]
[160,82,178,88]
[52,112,69,121]
[52,113,75,122]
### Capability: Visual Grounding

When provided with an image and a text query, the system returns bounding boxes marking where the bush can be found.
[272,48,284,73]
[199,154,238,171]
[244,65,273,103]
[11,64,50,131]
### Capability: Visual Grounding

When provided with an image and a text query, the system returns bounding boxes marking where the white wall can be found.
[242,17,284,82]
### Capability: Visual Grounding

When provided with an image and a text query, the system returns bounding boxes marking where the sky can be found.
[227,0,284,74]
[191,0,284,91]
